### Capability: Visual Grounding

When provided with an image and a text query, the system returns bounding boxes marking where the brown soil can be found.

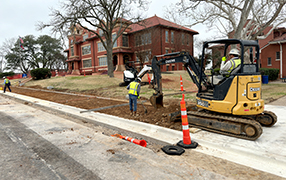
[11,86,187,131]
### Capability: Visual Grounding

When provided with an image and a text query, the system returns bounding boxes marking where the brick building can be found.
[64,15,198,75]
[260,27,286,78]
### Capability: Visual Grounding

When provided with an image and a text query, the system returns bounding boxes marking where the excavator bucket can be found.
[150,93,163,109]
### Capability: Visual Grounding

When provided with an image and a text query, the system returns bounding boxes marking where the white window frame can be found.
[267,57,272,66]
[276,51,280,60]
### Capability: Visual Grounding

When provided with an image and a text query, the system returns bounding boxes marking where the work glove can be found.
[138,96,140,99]
[222,56,226,61]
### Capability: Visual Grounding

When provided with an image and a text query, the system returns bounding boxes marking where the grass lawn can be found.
[10,71,286,104]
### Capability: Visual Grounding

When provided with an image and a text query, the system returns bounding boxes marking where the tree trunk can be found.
[106,41,114,78]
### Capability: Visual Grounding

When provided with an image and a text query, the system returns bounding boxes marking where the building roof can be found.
[269,33,286,44]
[129,15,199,34]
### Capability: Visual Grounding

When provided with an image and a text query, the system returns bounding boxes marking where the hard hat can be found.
[229,49,240,56]
[3,76,5,79]
[137,77,142,81]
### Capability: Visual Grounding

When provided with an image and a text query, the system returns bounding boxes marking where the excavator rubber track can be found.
[254,110,277,127]
[187,111,263,140]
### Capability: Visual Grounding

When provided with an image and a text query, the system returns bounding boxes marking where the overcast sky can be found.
[0,0,211,55]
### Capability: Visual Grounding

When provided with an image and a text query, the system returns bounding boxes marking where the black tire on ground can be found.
[161,145,185,155]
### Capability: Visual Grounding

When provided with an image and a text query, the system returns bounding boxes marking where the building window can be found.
[99,29,104,36]
[82,45,91,55]
[267,57,272,66]
[182,34,185,45]
[99,56,107,66]
[172,65,175,71]
[83,59,92,68]
[145,50,151,62]
[171,31,174,44]
[186,34,189,45]
[135,33,151,46]
[165,49,169,54]
[112,33,117,48]
[135,36,139,46]
[122,34,128,47]
[97,42,105,52]
[83,34,88,41]
[166,65,169,71]
[141,33,150,45]
[276,51,280,60]
[165,30,169,43]
[71,46,74,56]
[141,35,145,46]
[148,33,152,44]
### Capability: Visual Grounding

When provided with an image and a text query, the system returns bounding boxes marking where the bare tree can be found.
[166,0,286,40]
[38,0,149,78]
[0,38,16,72]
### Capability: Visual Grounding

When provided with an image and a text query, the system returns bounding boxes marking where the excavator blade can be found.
[150,93,163,109]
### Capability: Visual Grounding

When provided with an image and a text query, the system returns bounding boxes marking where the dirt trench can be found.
[11,86,187,131]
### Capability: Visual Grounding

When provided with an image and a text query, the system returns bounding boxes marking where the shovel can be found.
[139,98,147,114]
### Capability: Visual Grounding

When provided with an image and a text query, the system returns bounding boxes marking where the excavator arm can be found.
[150,51,212,108]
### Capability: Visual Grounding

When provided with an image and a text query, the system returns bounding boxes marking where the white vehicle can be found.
[119,65,153,86]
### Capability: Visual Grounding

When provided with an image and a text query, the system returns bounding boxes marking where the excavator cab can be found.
[197,39,263,115]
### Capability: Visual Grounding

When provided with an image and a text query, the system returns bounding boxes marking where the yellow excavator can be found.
[150,39,277,140]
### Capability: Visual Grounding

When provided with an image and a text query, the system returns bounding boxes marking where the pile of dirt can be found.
[11,86,192,131]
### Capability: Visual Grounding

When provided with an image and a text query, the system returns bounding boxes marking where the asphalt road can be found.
[0,111,100,180]
[0,95,228,180]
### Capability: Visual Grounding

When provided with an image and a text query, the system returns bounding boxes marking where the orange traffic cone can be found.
[180,75,184,91]
[177,94,198,149]
[84,70,86,76]
[112,134,147,147]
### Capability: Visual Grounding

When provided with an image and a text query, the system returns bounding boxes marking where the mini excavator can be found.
[150,39,277,140]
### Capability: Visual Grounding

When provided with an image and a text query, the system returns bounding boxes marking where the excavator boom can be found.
[150,51,211,108]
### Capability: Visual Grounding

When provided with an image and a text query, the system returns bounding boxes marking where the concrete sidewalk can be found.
[1,91,286,179]
[267,95,286,106]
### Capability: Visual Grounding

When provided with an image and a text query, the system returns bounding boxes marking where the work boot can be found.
[133,111,139,117]
[130,111,133,116]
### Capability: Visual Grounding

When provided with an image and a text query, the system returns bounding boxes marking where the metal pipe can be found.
[279,42,283,78]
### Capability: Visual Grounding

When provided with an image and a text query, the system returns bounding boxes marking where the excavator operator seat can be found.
[230,64,241,75]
